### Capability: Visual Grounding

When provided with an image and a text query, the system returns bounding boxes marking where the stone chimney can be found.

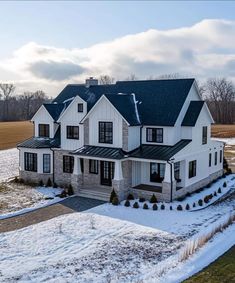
[85,77,98,87]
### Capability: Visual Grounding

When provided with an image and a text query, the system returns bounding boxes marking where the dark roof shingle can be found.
[181,101,204,126]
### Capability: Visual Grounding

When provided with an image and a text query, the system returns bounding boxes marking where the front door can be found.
[100,161,114,186]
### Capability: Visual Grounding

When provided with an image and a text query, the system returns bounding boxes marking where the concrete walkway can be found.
[0,196,106,233]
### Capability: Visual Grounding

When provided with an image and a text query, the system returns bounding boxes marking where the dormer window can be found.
[38,124,49,138]
[146,128,163,143]
[78,103,83,112]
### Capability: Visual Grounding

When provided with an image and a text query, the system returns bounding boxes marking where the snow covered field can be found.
[0,148,19,182]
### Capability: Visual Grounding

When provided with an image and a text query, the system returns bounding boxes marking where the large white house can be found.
[18,78,224,201]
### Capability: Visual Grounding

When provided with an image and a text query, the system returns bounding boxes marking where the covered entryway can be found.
[100,161,114,186]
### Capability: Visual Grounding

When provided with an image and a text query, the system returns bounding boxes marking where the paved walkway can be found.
[0,196,106,233]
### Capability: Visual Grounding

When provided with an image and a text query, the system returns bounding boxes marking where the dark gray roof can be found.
[53,79,195,126]
[72,145,127,160]
[105,93,140,126]
[181,101,204,126]
[130,140,191,161]
[43,103,65,121]
[17,127,61,148]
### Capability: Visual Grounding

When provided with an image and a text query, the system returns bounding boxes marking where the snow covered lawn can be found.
[0,148,19,182]
[0,183,63,219]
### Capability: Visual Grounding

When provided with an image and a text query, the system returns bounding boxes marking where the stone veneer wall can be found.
[83,159,100,186]
[19,170,53,185]
[54,149,74,187]
[122,120,128,152]
[84,118,89,145]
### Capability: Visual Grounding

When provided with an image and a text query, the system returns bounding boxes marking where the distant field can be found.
[211,124,235,138]
[0,121,33,150]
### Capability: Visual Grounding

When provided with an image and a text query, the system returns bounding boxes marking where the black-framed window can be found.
[189,160,196,178]
[220,150,222,163]
[174,161,180,181]
[150,163,165,183]
[202,126,207,144]
[24,152,37,172]
[146,128,163,143]
[78,103,83,112]
[99,122,113,144]
[43,154,50,173]
[80,158,84,173]
[215,152,218,166]
[67,126,79,139]
[38,124,49,137]
[89,159,99,174]
[209,153,212,167]
[63,155,74,173]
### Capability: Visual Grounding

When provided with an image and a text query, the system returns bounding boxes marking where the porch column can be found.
[71,156,82,193]
[113,160,123,180]
[163,163,172,183]
[162,162,176,202]
[73,156,82,175]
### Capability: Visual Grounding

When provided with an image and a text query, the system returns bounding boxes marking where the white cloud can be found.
[1,19,235,96]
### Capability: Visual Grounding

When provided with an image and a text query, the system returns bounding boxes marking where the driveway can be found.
[0,196,106,233]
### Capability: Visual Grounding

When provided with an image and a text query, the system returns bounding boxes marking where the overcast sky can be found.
[1,1,235,97]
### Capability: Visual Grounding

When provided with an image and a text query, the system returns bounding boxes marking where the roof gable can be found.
[43,103,65,121]
[181,101,204,126]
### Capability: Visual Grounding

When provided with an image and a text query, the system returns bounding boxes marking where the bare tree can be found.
[157,73,182,79]
[0,83,15,120]
[99,75,115,85]
[125,74,138,81]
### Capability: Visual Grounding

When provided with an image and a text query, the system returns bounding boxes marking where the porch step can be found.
[77,188,111,201]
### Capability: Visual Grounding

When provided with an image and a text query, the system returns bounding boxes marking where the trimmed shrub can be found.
[68,184,74,196]
[53,182,58,188]
[110,189,117,203]
[204,195,210,204]
[177,205,183,211]
[150,194,157,203]
[112,196,119,206]
[124,200,130,207]
[206,183,211,188]
[160,204,165,210]
[195,189,201,194]
[177,196,186,202]
[59,190,67,198]
[185,204,190,210]
[209,193,213,199]
[223,182,227,188]
[133,202,139,209]
[218,187,222,193]
[39,180,44,187]
[18,178,24,184]
[222,173,226,178]
[139,197,145,203]
[46,178,52,187]
[127,193,134,200]
[193,202,196,208]
[170,205,173,210]
[227,168,232,175]
[152,203,158,210]
[214,191,217,197]
[143,203,149,210]
[198,199,203,206]
[186,192,191,197]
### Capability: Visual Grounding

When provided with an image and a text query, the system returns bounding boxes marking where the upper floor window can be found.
[189,160,196,178]
[43,154,50,173]
[38,124,49,138]
[220,150,223,163]
[202,126,207,144]
[78,103,83,112]
[215,152,218,166]
[146,128,163,143]
[63,155,74,173]
[89,159,98,174]
[150,162,165,183]
[99,122,113,144]
[67,126,79,139]
[174,161,180,181]
[24,152,37,172]
[209,153,212,167]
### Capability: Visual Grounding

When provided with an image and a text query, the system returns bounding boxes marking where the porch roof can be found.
[130,139,191,161]
[71,145,127,160]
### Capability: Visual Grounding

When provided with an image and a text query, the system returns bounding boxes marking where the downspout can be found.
[167,160,173,202]
[52,149,55,184]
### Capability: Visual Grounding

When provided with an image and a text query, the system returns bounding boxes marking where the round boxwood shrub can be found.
[198,199,203,206]
[67,184,74,196]
[46,178,52,187]
[170,206,173,210]
[59,190,67,198]
[206,183,211,188]
[223,182,227,188]
[218,187,222,193]
[204,195,210,204]
[112,196,119,206]
[177,205,183,211]
[53,182,58,188]
[193,202,196,208]
[150,194,157,203]
[186,192,191,197]
[38,179,44,187]
[214,191,217,197]
[185,203,190,210]
[124,200,130,207]
[127,193,134,200]
[160,204,165,210]
[152,203,158,210]
[110,189,117,203]
[143,203,149,210]
[139,197,145,203]
[133,201,139,209]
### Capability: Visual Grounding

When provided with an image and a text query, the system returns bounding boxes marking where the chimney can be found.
[85,77,98,87]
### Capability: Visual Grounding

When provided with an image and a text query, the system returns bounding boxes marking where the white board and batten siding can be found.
[32,106,55,139]
[128,126,141,151]
[59,96,87,150]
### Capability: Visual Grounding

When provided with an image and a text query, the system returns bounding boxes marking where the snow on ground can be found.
[212,137,235,145]
[0,184,63,219]
[0,148,19,182]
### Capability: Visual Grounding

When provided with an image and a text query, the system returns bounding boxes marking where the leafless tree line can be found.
[0,83,50,121]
